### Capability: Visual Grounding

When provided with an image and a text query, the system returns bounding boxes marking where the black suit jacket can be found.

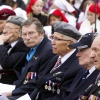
[0,38,29,84]
[0,38,29,69]
[63,69,99,100]
[30,50,82,100]
[11,37,55,98]
[79,72,100,100]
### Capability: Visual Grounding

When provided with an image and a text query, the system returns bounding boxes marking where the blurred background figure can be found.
[43,0,53,13]
[76,0,94,30]
[48,9,68,26]
[44,9,68,38]
[79,3,100,35]
[0,8,16,35]
[50,0,77,27]
[26,0,48,26]
[0,0,28,20]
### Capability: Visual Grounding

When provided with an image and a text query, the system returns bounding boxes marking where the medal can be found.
[98,91,100,94]
[57,88,60,94]
[97,82,100,86]
[97,80,100,86]
[23,79,28,84]
[52,83,55,93]
[45,82,48,90]
[48,80,52,91]
[48,85,52,91]
[57,83,60,94]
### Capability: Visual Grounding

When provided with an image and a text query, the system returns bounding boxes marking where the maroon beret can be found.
[0,8,16,20]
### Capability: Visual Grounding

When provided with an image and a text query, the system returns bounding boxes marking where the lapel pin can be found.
[33,56,38,60]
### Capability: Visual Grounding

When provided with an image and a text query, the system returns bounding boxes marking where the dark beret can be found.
[0,8,16,20]
[6,16,26,26]
[53,21,81,40]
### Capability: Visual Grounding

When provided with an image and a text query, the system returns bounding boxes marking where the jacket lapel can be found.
[67,70,99,100]
[67,70,84,92]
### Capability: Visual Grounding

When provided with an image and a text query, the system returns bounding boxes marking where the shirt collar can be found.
[59,49,76,64]
[10,40,18,48]
[89,66,96,75]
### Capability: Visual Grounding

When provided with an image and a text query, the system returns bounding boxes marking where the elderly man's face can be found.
[3,23,20,43]
[51,32,72,57]
[22,24,44,48]
[90,36,100,70]
[76,48,94,69]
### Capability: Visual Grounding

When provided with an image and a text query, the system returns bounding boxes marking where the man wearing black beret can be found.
[1,21,82,100]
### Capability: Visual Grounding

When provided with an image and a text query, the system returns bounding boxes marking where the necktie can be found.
[50,58,61,73]
[26,48,34,61]
[80,70,89,84]
[82,70,89,80]
[6,44,11,51]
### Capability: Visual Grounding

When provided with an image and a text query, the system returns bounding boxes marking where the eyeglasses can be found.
[50,36,71,41]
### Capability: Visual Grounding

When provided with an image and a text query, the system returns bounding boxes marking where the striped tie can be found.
[50,58,61,73]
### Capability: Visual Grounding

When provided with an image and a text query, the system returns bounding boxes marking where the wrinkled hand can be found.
[0,33,13,44]
[1,92,12,96]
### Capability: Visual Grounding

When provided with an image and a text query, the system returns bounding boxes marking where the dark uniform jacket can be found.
[63,69,99,100]
[79,72,100,100]
[29,50,82,100]
[10,37,55,98]
[0,38,29,84]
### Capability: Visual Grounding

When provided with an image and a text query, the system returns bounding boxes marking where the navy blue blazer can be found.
[29,50,82,100]
[11,37,55,98]
[79,72,100,100]
[63,69,99,100]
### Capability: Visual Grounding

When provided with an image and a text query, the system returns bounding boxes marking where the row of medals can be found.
[44,81,60,94]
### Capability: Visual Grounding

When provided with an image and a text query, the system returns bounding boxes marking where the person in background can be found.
[0,0,26,10]
[44,9,68,38]
[26,0,48,26]
[76,0,94,30]
[0,8,16,34]
[51,0,77,27]
[1,0,28,20]
[79,3,100,35]
[63,33,99,100]
[79,34,100,100]
[0,16,29,84]
[48,9,68,26]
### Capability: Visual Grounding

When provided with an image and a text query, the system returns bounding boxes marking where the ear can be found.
[67,40,74,49]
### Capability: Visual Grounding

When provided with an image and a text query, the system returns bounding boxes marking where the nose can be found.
[3,29,7,34]
[51,39,56,44]
[90,50,95,58]
[25,34,30,39]
[76,51,81,57]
